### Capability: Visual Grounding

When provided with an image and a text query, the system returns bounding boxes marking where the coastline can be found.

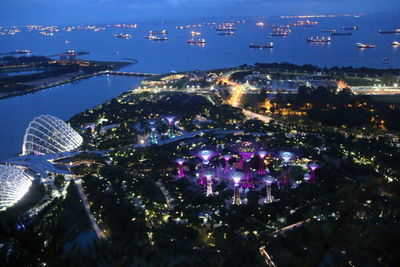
[0,59,138,100]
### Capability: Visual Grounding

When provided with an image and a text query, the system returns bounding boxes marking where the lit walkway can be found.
[74,178,105,240]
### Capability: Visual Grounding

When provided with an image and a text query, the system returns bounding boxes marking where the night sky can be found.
[1,0,399,25]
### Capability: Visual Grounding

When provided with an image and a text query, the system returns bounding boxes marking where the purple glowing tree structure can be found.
[231,171,243,205]
[307,162,320,183]
[238,141,256,187]
[163,115,177,139]
[257,150,269,175]
[204,171,214,197]
[175,158,186,178]
[279,151,294,187]
[222,154,232,175]
[195,148,218,186]
[264,176,275,204]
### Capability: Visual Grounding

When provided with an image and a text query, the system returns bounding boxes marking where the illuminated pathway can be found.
[74,178,106,239]
[218,76,272,122]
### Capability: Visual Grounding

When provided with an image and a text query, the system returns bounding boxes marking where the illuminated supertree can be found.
[194,148,218,186]
[163,115,177,138]
[257,150,269,175]
[279,151,294,187]
[231,171,243,205]
[150,126,158,144]
[222,154,232,175]
[280,151,294,166]
[264,176,275,204]
[307,162,320,183]
[238,141,256,187]
[204,171,214,197]
[175,158,186,178]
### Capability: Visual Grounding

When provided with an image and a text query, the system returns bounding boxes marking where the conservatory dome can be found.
[22,115,83,155]
[0,165,32,210]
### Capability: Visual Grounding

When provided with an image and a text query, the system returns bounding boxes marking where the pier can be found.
[100,70,158,77]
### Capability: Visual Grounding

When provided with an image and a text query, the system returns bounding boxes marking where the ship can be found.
[114,33,131,39]
[307,36,331,43]
[378,29,400,34]
[12,49,31,54]
[321,29,337,33]
[331,32,352,36]
[190,31,201,36]
[249,42,274,49]
[269,31,290,37]
[215,26,237,31]
[145,35,157,40]
[153,37,168,41]
[150,30,168,35]
[218,31,235,36]
[342,26,359,30]
[357,43,375,49]
[187,38,206,44]
[392,41,399,46]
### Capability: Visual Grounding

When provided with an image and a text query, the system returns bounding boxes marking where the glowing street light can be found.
[231,171,243,205]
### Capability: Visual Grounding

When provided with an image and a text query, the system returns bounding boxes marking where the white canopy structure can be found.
[22,115,83,155]
[0,165,32,210]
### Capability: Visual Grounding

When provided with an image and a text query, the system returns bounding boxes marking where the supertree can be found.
[238,141,256,187]
[194,148,218,186]
[163,115,177,138]
[307,162,320,183]
[264,176,275,203]
[231,171,243,205]
[204,171,214,197]
[222,154,232,175]
[150,126,158,144]
[257,150,269,175]
[279,151,294,187]
[175,158,186,178]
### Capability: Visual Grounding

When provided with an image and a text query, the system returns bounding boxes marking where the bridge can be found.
[100,70,159,77]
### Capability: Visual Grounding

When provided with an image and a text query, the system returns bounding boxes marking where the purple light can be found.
[175,158,186,178]
[204,171,214,179]
[231,171,243,184]
[164,116,176,125]
[264,176,275,185]
[308,162,320,171]
[257,150,268,159]
[223,154,232,161]
[198,149,214,164]
[280,151,294,163]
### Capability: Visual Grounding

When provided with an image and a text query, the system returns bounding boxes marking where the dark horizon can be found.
[1,0,400,26]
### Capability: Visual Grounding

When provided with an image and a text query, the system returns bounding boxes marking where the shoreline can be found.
[0,59,138,100]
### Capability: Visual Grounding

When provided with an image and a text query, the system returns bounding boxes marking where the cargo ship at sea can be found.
[269,29,291,37]
[331,32,352,36]
[216,26,237,31]
[357,43,375,49]
[249,42,274,49]
[218,31,235,36]
[114,33,131,39]
[342,26,359,30]
[307,36,331,43]
[188,38,206,44]
[321,29,337,33]
[150,30,168,35]
[392,41,399,46]
[379,29,400,34]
